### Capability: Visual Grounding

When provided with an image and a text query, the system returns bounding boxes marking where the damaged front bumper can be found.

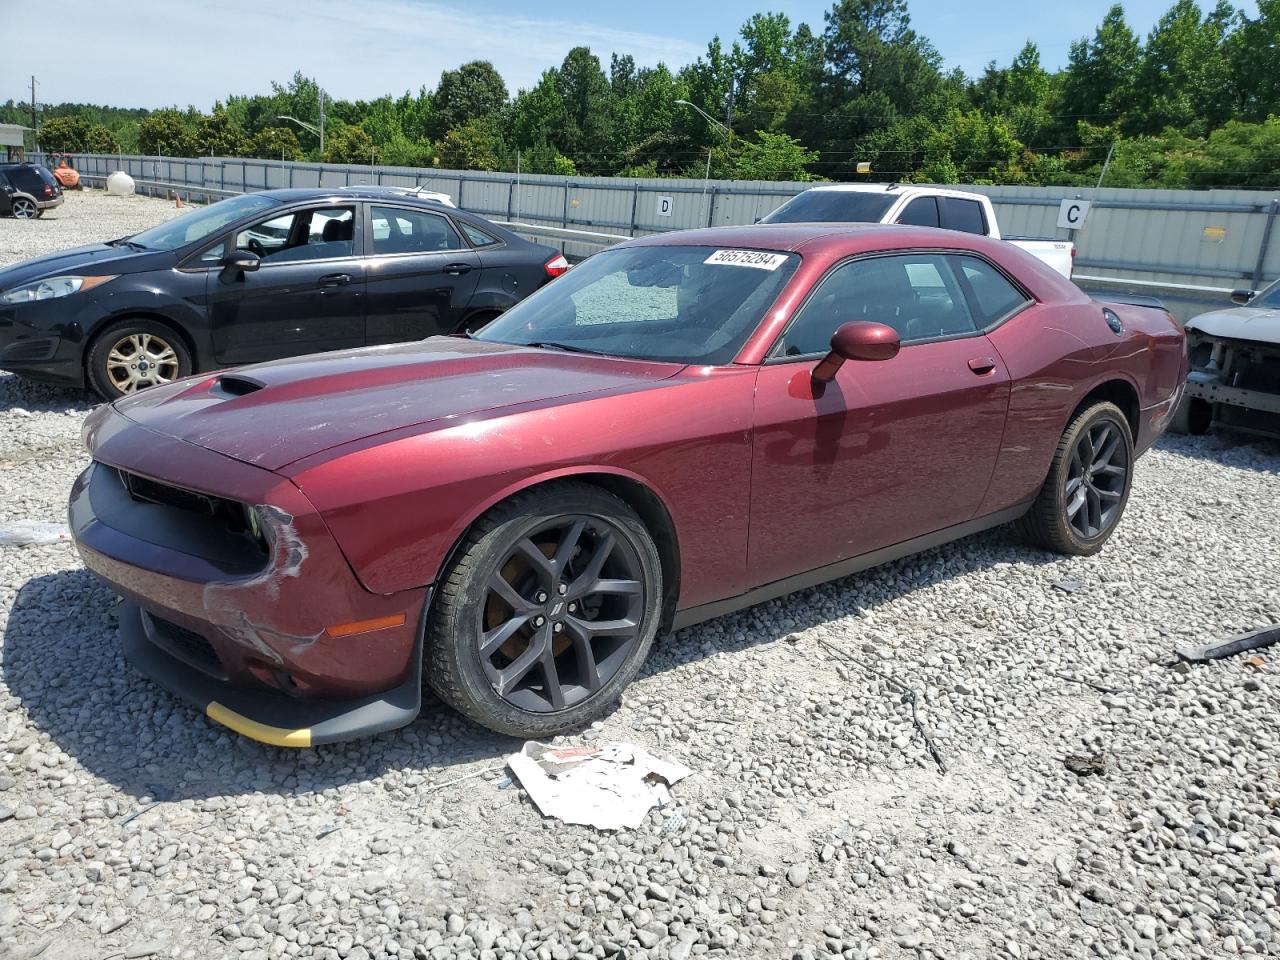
[69,406,430,746]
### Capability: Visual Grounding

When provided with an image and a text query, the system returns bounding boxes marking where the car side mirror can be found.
[1230,288,1255,305]
[221,250,260,273]
[811,322,901,383]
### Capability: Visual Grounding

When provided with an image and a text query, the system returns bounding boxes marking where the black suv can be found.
[0,163,63,218]
[0,188,568,398]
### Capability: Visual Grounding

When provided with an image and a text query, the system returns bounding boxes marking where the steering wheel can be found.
[247,238,266,258]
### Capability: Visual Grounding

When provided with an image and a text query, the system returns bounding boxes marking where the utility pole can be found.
[29,75,38,152]
[318,88,325,158]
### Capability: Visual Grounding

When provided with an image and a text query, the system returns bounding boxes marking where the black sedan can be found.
[0,188,568,398]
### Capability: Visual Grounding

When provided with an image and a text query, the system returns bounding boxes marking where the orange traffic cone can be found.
[175,194,183,209]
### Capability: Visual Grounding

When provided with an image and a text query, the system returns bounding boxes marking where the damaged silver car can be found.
[1173,281,1280,440]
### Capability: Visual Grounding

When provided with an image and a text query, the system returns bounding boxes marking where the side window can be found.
[938,197,988,235]
[459,221,501,247]
[896,197,939,227]
[370,205,463,255]
[235,206,355,263]
[778,253,978,356]
[955,256,1030,326]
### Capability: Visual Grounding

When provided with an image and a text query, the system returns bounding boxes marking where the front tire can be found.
[1020,401,1134,556]
[87,319,193,400]
[426,482,663,738]
[1168,395,1211,435]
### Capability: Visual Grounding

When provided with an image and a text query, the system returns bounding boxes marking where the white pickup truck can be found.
[762,184,1076,279]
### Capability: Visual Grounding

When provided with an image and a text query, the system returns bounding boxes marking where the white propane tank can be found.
[106,171,135,196]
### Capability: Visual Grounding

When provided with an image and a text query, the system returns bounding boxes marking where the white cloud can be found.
[2,0,704,108]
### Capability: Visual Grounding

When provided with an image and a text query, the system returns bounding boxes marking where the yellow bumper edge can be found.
[206,701,313,748]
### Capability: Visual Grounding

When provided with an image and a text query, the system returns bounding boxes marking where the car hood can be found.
[1185,304,1280,344]
[111,337,687,470]
[0,243,170,291]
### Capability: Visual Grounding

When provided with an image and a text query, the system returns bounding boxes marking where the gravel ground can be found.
[0,189,187,266]
[1,196,1280,960]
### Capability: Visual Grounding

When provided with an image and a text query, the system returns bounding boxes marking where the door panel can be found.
[748,340,1011,586]
[364,204,481,343]
[205,205,366,364]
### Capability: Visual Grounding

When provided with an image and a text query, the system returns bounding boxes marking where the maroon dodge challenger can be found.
[69,224,1188,746]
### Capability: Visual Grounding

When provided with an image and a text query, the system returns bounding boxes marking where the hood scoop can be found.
[212,374,267,398]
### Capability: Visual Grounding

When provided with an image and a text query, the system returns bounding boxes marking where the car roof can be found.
[794,182,987,201]
[623,222,990,255]
[254,187,452,207]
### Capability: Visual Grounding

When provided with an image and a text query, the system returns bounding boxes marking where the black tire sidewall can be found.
[428,485,663,738]
[1049,403,1134,554]
[87,319,193,400]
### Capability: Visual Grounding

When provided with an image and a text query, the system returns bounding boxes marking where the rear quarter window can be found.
[939,197,988,236]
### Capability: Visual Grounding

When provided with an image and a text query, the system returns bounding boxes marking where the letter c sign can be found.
[1057,199,1092,230]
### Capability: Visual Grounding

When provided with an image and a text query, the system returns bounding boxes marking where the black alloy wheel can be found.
[1063,419,1129,540]
[1020,401,1134,556]
[427,482,663,737]
[478,516,645,712]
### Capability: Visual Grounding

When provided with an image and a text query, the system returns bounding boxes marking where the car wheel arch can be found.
[427,466,683,632]
[1070,376,1141,439]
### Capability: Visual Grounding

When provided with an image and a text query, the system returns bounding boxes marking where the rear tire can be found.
[1019,401,1134,556]
[11,197,37,219]
[426,482,663,738]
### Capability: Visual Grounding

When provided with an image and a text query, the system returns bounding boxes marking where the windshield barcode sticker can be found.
[704,249,789,270]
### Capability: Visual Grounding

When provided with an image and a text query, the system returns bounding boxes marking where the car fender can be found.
[462,288,519,316]
[430,463,682,587]
[83,288,213,370]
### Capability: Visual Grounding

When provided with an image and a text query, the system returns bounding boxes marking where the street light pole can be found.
[675,99,732,223]
[278,88,326,158]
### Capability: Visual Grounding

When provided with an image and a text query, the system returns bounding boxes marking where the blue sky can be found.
[1,0,1254,109]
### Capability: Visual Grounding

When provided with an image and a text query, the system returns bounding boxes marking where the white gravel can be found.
[1,195,1280,960]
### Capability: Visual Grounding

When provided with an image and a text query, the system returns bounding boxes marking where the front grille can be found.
[117,470,264,550]
[144,612,227,680]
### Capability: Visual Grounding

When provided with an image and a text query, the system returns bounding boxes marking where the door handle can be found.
[444,262,473,276]
[968,356,997,375]
[318,273,352,287]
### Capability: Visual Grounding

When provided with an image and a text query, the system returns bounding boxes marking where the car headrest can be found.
[322,218,352,243]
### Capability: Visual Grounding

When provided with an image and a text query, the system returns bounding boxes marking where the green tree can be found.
[1229,0,1280,122]
[1132,0,1236,135]
[1060,5,1142,129]
[249,126,302,160]
[137,109,194,156]
[434,120,502,170]
[38,116,90,152]
[83,124,120,154]
[324,123,374,164]
[193,109,247,156]
[716,130,818,180]
[429,61,508,139]
[554,47,615,172]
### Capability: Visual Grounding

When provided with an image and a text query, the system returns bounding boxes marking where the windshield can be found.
[1252,279,1280,308]
[477,245,800,364]
[762,190,895,224]
[127,193,280,251]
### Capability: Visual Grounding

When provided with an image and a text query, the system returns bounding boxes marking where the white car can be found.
[762,184,1076,279]
[339,184,456,207]
[1173,281,1280,439]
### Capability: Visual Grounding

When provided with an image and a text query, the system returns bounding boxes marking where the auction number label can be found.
[704,249,789,270]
